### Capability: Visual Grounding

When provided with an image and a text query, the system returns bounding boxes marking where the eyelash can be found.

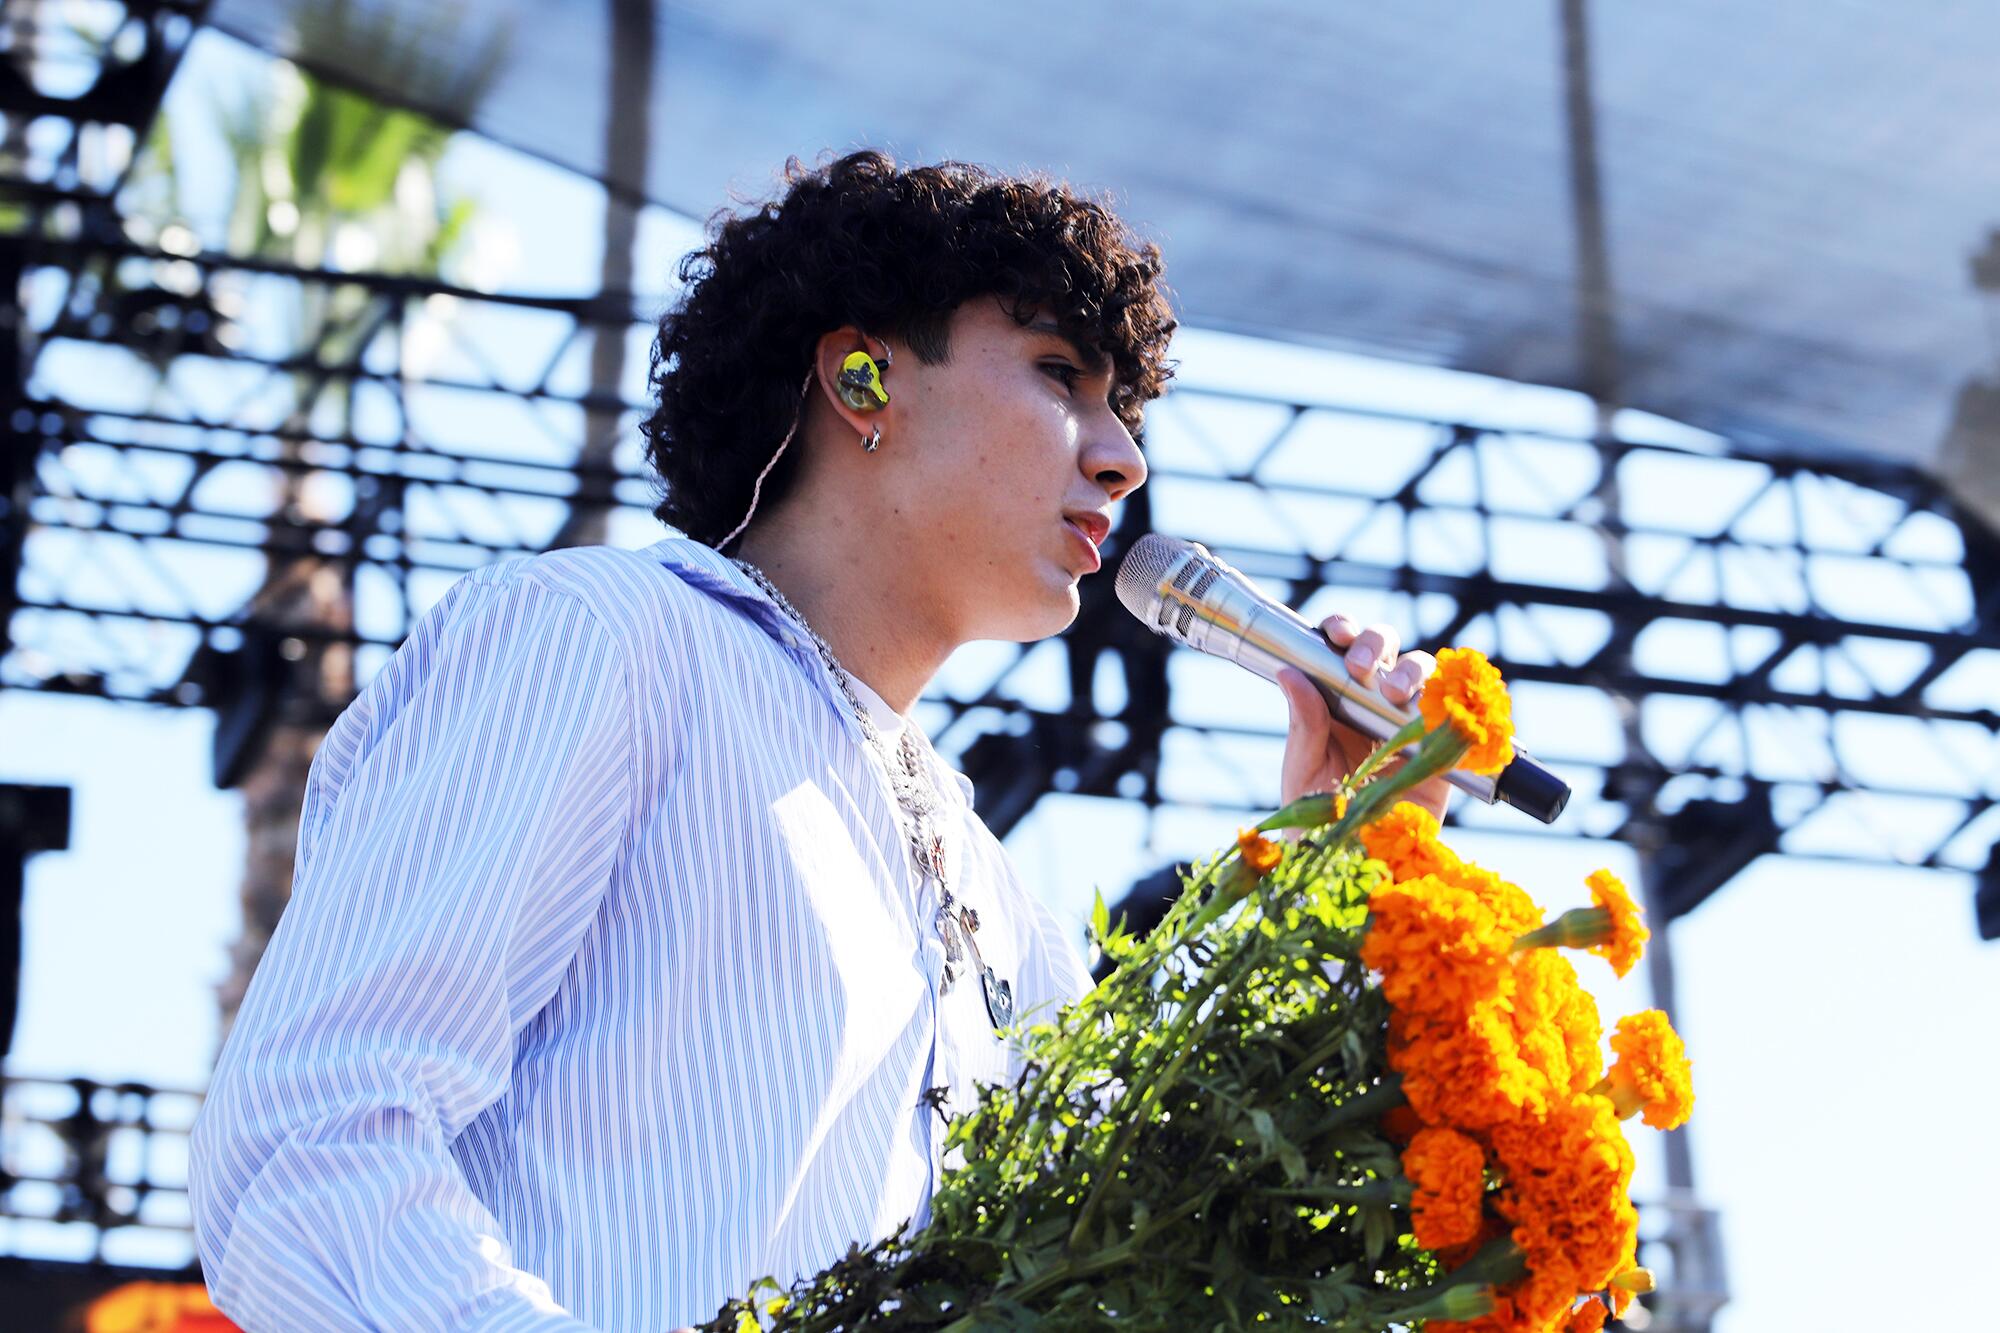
[1043,362,1082,392]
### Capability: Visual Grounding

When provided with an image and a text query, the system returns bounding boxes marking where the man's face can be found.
[873,296,1149,643]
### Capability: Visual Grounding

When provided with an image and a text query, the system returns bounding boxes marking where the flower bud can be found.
[1237,828,1282,876]
[1514,906,1611,953]
[1259,791,1346,831]
[1217,829,1284,903]
[1395,1281,1497,1324]
[1433,1284,1497,1321]
[1590,1072,1646,1122]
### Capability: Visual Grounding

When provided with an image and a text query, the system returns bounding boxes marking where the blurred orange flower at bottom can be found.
[84,1281,241,1333]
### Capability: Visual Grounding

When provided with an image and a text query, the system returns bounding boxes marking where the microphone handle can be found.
[1165,575,1569,822]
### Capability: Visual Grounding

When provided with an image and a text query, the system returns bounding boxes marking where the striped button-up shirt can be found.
[189,536,1094,1332]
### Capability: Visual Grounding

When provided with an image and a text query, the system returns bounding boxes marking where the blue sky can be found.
[3,27,1997,1332]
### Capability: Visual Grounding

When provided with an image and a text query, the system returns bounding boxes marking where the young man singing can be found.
[189,149,1446,1331]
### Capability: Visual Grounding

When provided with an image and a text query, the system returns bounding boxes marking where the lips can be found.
[1062,512,1108,573]
[1064,511,1111,550]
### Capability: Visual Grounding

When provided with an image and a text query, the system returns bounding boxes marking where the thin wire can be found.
[718,367,815,550]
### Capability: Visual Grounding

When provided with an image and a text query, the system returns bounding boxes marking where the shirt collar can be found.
[643,535,816,654]
[643,536,975,805]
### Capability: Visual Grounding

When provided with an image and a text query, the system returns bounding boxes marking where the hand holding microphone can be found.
[1113,534,1570,824]
[1273,615,1453,822]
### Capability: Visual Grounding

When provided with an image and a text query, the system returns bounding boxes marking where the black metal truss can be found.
[3,233,1996,892]
[0,1072,202,1259]
[4,6,1989,899]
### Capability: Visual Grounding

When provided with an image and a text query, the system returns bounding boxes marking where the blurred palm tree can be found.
[122,0,511,1047]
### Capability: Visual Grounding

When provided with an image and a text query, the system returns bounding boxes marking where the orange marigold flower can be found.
[1507,950,1604,1096]
[1393,1004,1548,1131]
[1601,1009,1695,1131]
[1433,1211,1508,1271]
[1439,858,1544,937]
[1381,1103,1425,1145]
[1586,869,1649,977]
[1216,828,1284,903]
[1402,1126,1487,1251]
[1565,1296,1611,1333]
[1236,827,1283,876]
[1363,876,1514,1022]
[1360,801,1461,882]
[1514,1255,1588,1332]
[1419,647,1516,775]
[1514,870,1650,978]
[1490,1097,1638,1294]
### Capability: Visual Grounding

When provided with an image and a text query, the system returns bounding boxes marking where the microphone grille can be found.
[1114,533,1218,640]
[1113,533,1187,618]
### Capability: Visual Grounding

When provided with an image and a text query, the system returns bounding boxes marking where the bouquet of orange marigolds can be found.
[705,649,1694,1333]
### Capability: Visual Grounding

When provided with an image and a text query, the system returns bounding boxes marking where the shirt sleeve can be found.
[189,573,635,1333]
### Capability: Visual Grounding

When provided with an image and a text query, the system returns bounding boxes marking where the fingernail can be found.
[1353,646,1375,670]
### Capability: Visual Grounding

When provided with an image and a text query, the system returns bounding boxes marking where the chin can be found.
[991,579,1082,643]
[1034,582,1084,638]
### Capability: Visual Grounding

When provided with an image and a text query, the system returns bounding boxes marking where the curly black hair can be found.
[640,148,1179,549]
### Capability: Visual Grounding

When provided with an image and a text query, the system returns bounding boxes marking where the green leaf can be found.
[1248,1107,1275,1147]
[1362,1204,1391,1261]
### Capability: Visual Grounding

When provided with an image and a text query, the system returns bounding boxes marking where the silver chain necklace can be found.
[730,558,1014,1029]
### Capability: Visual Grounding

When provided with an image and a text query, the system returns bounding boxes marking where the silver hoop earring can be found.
[862,423,882,453]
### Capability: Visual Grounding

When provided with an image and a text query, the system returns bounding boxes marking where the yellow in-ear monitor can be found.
[837,350,890,410]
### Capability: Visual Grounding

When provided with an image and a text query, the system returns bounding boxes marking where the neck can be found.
[731,514,957,716]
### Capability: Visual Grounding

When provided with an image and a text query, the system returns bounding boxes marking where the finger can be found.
[1346,624,1401,682]
[1319,613,1359,648]
[1380,648,1436,705]
[1278,666,1329,739]
[1278,666,1336,808]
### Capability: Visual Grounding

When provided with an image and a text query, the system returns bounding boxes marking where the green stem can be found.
[1076,854,1233,1000]
[938,1190,1214,1331]
[1255,1179,1410,1205]
[1283,1028,1360,1094]
[1515,906,1610,952]
[1298,1076,1405,1141]
[1378,1235,1529,1321]
[1065,929,1263,1251]
[1319,725,1470,851]
[1348,716,1427,786]
[1008,861,1234,1166]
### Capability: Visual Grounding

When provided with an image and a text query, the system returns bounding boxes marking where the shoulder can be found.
[356,541,728,767]
[429,538,772,686]
[458,540,716,640]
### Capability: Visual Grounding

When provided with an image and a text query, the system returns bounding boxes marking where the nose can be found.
[1085,419,1147,502]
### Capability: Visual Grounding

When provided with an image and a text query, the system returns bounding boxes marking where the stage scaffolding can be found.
[7,238,1992,878]
[5,2,1998,1327]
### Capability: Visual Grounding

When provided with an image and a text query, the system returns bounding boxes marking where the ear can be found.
[812,326,895,443]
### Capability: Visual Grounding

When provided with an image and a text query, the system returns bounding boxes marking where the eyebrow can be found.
[1027,320,1113,378]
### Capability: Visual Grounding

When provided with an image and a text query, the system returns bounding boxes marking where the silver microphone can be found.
[1113,534,1569,824]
